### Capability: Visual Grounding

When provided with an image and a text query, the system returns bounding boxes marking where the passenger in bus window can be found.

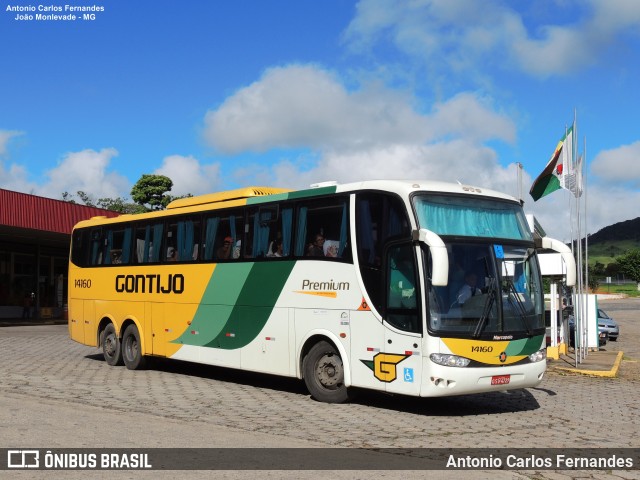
[267,238,283,257]
[216,236,233,260]
[167,247,178,261]
[268,232,283,257]
[232,240,241,259]
[306,234,325,256]
[323,240,339,258]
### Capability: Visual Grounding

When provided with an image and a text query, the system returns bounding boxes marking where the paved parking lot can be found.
[1,298,639,478]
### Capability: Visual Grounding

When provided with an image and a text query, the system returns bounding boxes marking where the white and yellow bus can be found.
[69,180,575,403]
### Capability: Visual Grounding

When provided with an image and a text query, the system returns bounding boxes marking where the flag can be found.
[529,125,574,201]
[558,125,574,190]
[565,153,583,198]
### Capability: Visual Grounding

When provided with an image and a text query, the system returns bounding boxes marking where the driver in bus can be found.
[456,272,482,305]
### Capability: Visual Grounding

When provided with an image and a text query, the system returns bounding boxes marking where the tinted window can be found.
[294,196,350,259]
[356,193,410,313]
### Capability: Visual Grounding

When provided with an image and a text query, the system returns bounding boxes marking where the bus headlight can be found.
[430,353,470,367]
[528,348,546,363]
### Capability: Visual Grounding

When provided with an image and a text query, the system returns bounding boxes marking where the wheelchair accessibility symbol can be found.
[404,368,414,383]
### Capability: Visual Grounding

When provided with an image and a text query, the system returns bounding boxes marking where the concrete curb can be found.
[549,351,624,378]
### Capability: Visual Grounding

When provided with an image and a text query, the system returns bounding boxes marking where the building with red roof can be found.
[0,188,119,319]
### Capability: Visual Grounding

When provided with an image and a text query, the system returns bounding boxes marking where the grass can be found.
[593,283,640,297]
[588,240,640,266]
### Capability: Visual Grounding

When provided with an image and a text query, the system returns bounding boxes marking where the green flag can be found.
[530,126,573,201]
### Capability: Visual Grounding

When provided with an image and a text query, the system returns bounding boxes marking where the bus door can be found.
[382,243,422,396]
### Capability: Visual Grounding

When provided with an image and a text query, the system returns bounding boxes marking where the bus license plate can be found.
[491,374,510,385]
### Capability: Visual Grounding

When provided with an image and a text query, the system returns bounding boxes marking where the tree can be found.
[96,197,147,214]
[617,249,640,291]
[62,191,144,214]
[587,265,600,293]
[130,174,174,211]
[62,174,191,214]
[62,191,95,206]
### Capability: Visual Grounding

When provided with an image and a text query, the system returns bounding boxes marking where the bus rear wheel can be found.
[101,323,122,366]
[303,341,349,403]
[122,324,146,370]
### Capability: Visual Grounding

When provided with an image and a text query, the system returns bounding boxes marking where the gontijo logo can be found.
[115,274,184,294]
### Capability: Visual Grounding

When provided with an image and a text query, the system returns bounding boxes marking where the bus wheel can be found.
[101,323,122,366]
[303,341,349,403]
[122,324,146,370]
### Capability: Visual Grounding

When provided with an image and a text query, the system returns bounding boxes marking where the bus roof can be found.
[334,179,519,203]
[166,186,291,209]
[73,179,519,229]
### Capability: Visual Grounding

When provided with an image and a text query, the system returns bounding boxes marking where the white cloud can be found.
[428,93,516,143]
[590,141,640,188]
[204,64,515,154]
[0,130,24,156]
[202,64,520,211]
[37,148,130,201]
[343,0,640,78]
[0,162,36,194]
[204,64,432,154]
[154,155,222,196]
[0,130,39,193]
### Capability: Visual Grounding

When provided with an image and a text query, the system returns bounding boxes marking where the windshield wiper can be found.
[473,279,495,339]
[505,278,533,336]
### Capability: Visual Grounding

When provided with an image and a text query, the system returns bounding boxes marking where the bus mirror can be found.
[414,229,449,287]
[541,237,576,287]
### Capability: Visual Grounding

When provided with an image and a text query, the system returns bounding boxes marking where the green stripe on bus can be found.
[172,263,253,346]
[245,186,338,205]
[287,186,337,199]
[504,335,544,356]
[246,192,291,205]
[205,260,296,349]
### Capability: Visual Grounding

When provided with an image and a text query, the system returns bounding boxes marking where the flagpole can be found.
[517,162,523,202]
[584,135,589,359]
[577,115,587,363]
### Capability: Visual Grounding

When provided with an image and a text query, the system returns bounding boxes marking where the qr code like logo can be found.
[7,450,39,468]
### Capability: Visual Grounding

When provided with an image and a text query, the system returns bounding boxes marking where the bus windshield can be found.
[426,242,544,339]
[413,194,543,339]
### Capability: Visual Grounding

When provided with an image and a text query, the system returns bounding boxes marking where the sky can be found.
[1,0,640,242]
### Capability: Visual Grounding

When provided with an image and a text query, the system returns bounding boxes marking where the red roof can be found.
[0,188,120,235]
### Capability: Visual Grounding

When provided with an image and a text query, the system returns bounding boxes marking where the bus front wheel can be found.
[303,341,349,403]
[122,324,146,370]
[101,323,122,366]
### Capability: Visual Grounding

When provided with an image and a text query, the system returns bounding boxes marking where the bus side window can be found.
[203,216,219,261]
[205,212,241,261]
[294,197,349,259]
[89,228,103,265]
[385,243,420,333]
[164,218,200,262]
[248,205,280,258]
[103,226,132,265]
[135,223,163,263]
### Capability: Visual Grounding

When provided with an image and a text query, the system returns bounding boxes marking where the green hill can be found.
[585,217,640,266]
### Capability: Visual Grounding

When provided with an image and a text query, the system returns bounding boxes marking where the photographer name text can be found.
[6,4,105,21]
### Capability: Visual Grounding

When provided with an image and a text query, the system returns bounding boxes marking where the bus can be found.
[68,180,575,403]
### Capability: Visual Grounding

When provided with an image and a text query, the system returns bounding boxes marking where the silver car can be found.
[598,309,619,341]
